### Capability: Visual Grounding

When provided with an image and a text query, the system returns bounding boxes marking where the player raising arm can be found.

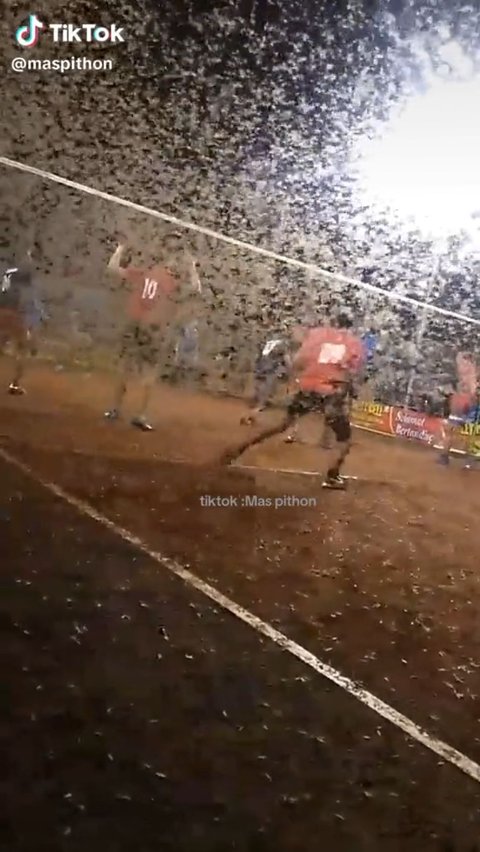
[104,233,203,431]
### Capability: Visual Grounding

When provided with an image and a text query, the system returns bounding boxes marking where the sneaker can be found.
[219,447,240,465]
[8,383,25,395]
[436,454,450,466]
[131,416,154,432]
[322,474,347,490]
[104,408,120,421]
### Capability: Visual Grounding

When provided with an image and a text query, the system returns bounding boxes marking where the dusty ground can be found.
[2,361,480,850]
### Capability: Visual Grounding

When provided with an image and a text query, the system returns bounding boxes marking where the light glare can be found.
[354,71,480,241]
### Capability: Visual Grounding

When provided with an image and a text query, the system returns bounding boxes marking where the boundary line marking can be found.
[235,464,322,477]
[235,463,360,480]
[1,444,479,786]
[1,155,480,326]
[234,465,405,485]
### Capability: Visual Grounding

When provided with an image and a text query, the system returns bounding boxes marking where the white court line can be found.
[1,155,480,327]
[235,464,322,477]
[1,443,479,786]
[235,463,359,480]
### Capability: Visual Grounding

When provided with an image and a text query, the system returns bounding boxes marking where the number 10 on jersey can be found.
[142,278,158,300]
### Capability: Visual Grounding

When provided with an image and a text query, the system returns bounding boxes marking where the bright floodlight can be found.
[354,52,480,241]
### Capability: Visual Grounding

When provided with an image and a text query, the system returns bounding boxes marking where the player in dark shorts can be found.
[241,332,291,425]
[119,321,163,373]
[438,386,478,467]
[437,352,479,467]
[282,326,335,448]
[221,314,365,489]
[0,249,44,394]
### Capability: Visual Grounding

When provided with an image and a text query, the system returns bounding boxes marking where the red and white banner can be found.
[352,401,480,456]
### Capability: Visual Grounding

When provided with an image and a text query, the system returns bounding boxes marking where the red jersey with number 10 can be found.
[296,327,365,394]
[124,265,178,325]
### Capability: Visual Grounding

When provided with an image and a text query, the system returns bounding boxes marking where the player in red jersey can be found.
[105,233,202,431]
[282,325,334,448]
[438,351,478,467]
[221,313,365,488]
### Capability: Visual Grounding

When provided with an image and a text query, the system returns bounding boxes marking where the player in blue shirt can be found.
[0,248,45,394]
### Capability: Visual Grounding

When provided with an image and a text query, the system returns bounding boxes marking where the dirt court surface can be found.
[2,362,480,850]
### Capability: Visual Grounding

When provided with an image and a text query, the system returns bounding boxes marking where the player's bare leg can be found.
[0,323,26,395]
[241,409,260,426]
[460,425,476,469]
[439,420,474,468]
[320,420,335,450]
[7,328,32,395]
[222,410,297,464]
[463,439,474,468]
[105,372,127,420]
[286,414,334,447]
[131,366,156,432]
[284,414,299,443]
[0,332,18,394]
[241,374,276,425]
[240,393,264,427]
[322,396,352,490]
[9,342,27,395]
[240,377,270,424]
[323,436,352,490]
[284,382,300,442]
[437,418,456,465]
[105,356,130,421]
[464,397,480,468]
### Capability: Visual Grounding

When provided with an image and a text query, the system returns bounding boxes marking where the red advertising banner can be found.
[390,406,441,446]
[352,401,480,457]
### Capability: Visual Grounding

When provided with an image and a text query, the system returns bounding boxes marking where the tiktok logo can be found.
[15,14,44,48]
